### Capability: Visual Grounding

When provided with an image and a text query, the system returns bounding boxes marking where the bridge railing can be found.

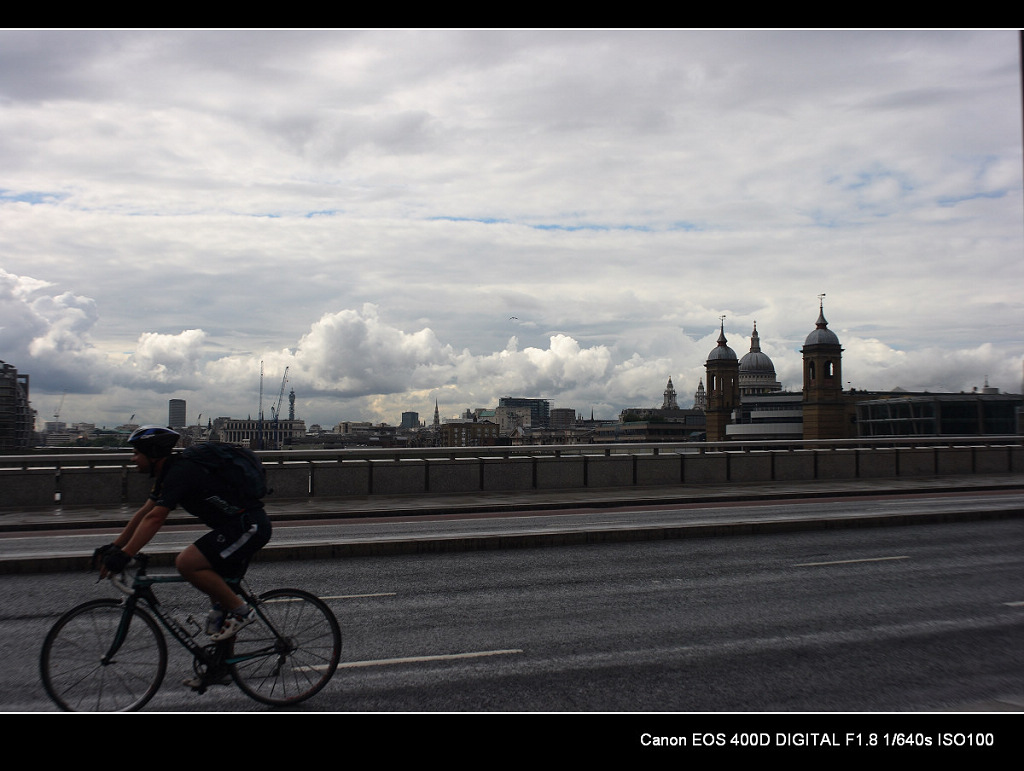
[1,436,1021,510]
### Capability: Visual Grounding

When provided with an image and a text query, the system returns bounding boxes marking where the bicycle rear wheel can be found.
[229,589,341,706]
[40,599,167,712]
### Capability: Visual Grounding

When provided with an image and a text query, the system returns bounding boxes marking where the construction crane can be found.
[256,361,265,450]
[269,367,289,449]
[270,367,289,421]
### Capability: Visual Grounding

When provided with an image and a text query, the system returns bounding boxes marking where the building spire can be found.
[662,376,679,410]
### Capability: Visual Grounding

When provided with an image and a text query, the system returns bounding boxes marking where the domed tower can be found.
[705,318,740,441]
[694,378,707,411]
[801,296,846,439]
[738,322,781,396]
[661,377,679,410]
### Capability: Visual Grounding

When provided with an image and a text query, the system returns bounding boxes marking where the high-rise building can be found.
[498,397,551,427]
[549,408,576,429]
[168,399,186,429]
[0,360,34,451]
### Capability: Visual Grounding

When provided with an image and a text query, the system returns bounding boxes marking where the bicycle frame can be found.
[43,552,341,710]
[107,558,289,690]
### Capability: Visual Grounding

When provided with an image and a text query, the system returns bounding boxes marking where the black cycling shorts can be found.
[193,508,272,579]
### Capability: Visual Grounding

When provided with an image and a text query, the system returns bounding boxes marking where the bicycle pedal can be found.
[183,672,232,692]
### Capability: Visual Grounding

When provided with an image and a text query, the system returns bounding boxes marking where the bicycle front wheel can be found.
[40,599,167,712]
[229,589,341,706]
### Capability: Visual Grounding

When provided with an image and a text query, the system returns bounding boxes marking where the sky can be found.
[1,29,1022,430]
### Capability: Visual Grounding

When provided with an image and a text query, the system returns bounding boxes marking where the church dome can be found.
[707,322,737,361]
[738,323,776,375]
[738,322,782,395]
[804,303,840,347]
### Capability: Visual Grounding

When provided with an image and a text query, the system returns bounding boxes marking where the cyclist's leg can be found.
[176,545,244,611]
[182,511,271,640]
[179,509,271,610]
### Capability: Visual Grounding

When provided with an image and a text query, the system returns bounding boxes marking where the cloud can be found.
[3,259,1020,428]
[0,30,1019,428]
[121,329,208,387]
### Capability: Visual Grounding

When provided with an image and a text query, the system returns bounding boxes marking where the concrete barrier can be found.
[584,454,633,488]
[427,458,481,494]
[534,455,585,489]
[58,466,124,506]
[973,446,1011,474]
[635,453,683,486]
[264,462,312,499]
[369,459,427,495]
[936,446,974,475]
[857,447,897,478]
[1,440,1021,510]
[727,452,774,483]
[482,456,534,491]
[311,461,370,498]
[683,453,729,484]
[815,448,859,480]
[1012,445,1024,473]
[897,447,936,477]
[773,450,816,481]
[0,468,56,508]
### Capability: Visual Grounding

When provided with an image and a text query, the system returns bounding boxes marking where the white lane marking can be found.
[793,555,910,567]
[262,592,394,603]
[335,649,524,669]
[322,592,395,600]
[1004,601,1024,607]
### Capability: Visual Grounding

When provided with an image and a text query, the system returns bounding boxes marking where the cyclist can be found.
[96,426,272,647]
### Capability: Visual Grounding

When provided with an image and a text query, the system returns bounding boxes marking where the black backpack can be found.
[181,442,269,505]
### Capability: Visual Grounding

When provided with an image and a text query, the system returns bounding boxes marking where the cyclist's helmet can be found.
[128,426,181,459]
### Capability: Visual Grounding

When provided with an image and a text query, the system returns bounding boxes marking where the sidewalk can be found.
[3,474,1022,574]
[3,473,1023,532]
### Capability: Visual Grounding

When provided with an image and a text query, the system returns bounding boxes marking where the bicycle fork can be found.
[101,597,140,665]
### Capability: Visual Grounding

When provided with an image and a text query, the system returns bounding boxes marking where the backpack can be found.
[181,442,269,504]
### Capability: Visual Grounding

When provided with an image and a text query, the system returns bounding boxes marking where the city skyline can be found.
[1,30,1021,428]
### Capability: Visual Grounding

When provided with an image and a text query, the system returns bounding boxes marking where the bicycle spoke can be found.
[230,589,340,706]
[41,600,167,712]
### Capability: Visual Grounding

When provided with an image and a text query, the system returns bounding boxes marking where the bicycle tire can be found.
[40,599,167,712]
[229,588,341,706]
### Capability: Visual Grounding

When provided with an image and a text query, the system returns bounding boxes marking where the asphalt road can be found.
[5,507,1023,714]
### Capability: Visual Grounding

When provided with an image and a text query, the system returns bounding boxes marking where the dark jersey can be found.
[150,456,261,528]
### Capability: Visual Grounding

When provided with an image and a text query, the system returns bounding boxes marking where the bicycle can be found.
[40,553,341,711]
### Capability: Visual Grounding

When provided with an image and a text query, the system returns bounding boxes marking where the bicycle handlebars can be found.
[105,552,151,595]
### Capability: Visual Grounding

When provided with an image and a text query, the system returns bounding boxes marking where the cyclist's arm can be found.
[118,503,170,557]
[113,499,154,548]
[99,499,171,577]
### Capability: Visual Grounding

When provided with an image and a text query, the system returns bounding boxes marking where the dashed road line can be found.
[794,555,910,567]
[336,649,524,669]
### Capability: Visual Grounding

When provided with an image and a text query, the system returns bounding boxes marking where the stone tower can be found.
[661,377,679,410]
[704,319,740,441]
[801,297,847,439]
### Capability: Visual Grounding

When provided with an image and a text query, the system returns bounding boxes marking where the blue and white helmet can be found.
[127,426,181,458]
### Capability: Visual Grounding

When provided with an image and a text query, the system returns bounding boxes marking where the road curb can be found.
[4,504,1022,575]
